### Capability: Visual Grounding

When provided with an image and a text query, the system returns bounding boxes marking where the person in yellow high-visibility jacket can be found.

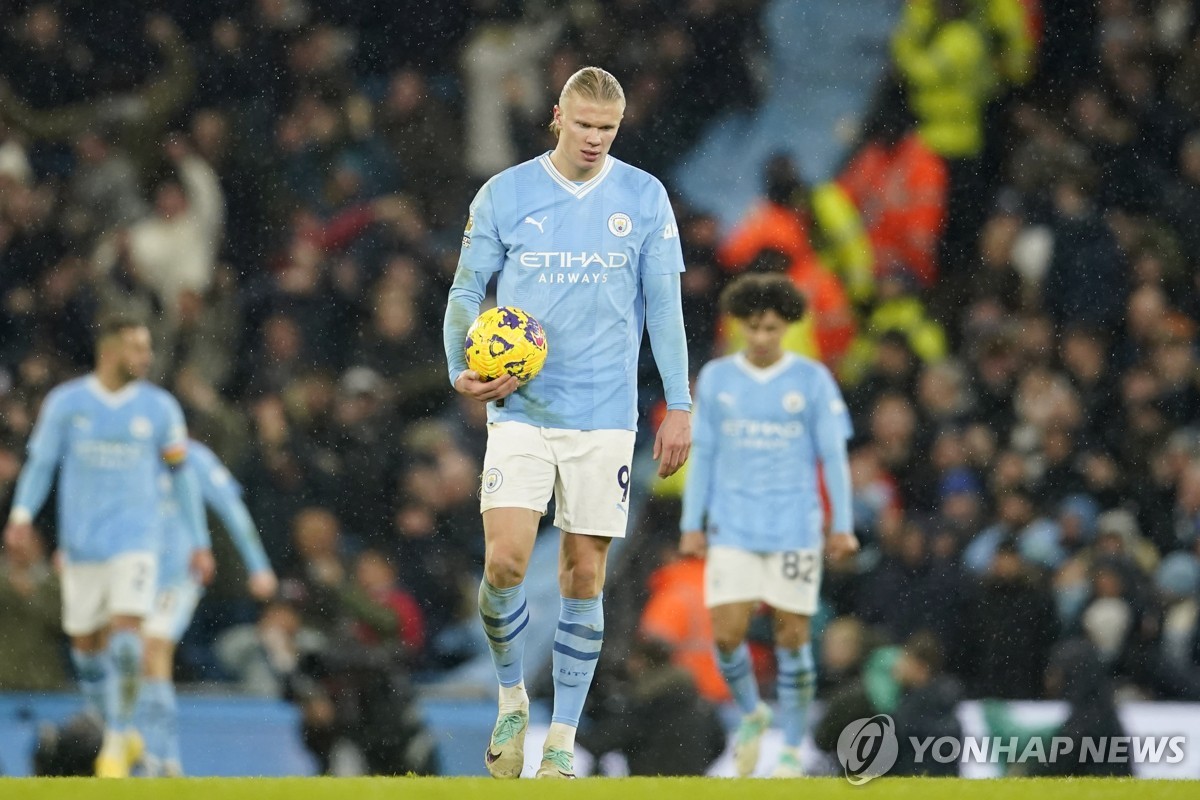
[716,155,870,370]
[892,0,993,159]
[839,268,948,387]
[973,0,1034,91]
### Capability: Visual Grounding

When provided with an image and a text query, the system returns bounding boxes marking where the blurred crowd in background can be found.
[3,0,1200,774]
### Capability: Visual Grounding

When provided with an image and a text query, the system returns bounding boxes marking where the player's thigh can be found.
[107,551,158,621]
[61,560,110,637]
[143,579,203,646]
[708,600,759,651]
[482,507,542,584]
[480,421,557,515]
[551,428,636,538]
[762,548,823,618]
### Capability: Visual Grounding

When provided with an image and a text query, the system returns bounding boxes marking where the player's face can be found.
[552,95,623,181]
[115,326,154,383]
[741,310,789,368]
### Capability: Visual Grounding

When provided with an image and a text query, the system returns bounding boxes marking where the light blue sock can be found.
[478,581,530,688]
[551,594,604,727]
[776,644,816,748]
[108,629,143,731]
[71,649,110,722]
[716,643,761,714]
[139,679,178,767]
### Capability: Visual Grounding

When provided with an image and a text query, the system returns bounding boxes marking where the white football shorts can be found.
[704,545,823,616]
[61,551,157,636]
[143,578,204,643]
[480,421,637,538]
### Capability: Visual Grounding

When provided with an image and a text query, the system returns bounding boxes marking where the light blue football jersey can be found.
[157,440,270,587]
[456,153,686,430]
[14,376,188,562]
[681,353,854,552]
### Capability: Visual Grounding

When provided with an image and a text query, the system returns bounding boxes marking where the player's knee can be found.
[560,563,602,597]
[484,554,527,588]
[774,620,810,651]
[713,632,747,654]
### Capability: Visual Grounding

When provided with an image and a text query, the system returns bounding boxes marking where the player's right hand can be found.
[190,548,217,586]
[679,530,708,558]
[454,369,519,403]
[2,521,33,560]
[248,570,279,601]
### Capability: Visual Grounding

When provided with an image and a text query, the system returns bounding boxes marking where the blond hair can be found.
[550,66,626,138]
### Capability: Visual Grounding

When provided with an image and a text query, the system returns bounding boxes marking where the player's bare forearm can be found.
[654,409,692,478]
[679,530,707,558]
[454,369,518,403]
[825,530,860,562]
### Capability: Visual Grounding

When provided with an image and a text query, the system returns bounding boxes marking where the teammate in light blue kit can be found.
[680,274,860,778]
[139,438,277,776]
[443,66,692,779]
[2,316,212,777]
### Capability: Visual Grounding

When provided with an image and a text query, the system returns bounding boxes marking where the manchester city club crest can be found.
[783,391,806,413]
[607,212,632,237]
[482,468,504,493]
[130,416,153,439]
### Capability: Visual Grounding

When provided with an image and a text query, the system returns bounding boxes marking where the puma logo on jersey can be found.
[523,216,547,233]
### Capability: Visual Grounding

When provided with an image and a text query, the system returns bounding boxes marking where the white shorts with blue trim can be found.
[480,421,637,538]
[61,551,157,636]
[143,578,204,643]
[704,545,823,615]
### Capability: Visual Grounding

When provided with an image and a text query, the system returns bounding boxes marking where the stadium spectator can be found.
[891,630,964,777]
[579,636,726,777]
[638,545,730,704]
[962,539,1058,698]
[0,526,66,690]
[838,98,948,288]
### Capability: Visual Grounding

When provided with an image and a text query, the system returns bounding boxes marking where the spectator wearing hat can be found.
[937,465,985,544]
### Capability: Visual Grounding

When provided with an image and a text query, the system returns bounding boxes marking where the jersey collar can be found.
[734,352,795,384]
[538,152,614,199]
[86,375,141,408]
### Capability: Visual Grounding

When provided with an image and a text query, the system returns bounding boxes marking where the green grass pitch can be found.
[0,777,1195,799]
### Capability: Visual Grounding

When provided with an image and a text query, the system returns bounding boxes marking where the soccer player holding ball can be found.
[443,66,691,779]
[680,274,859,777]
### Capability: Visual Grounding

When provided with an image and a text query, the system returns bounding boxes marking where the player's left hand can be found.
[654,409,692,478]
[248,570,278,601]
[190,548,216,585]
[825,531,860,562]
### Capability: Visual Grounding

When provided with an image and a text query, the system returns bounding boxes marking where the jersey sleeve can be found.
[10,388,70,520]
[457,178,507,275]
[640,181,685,276]
[680,366,718,532]
[158,393,189,467]
[200,455,271,576]
[811,366,854,533]
[25,388,69,465]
